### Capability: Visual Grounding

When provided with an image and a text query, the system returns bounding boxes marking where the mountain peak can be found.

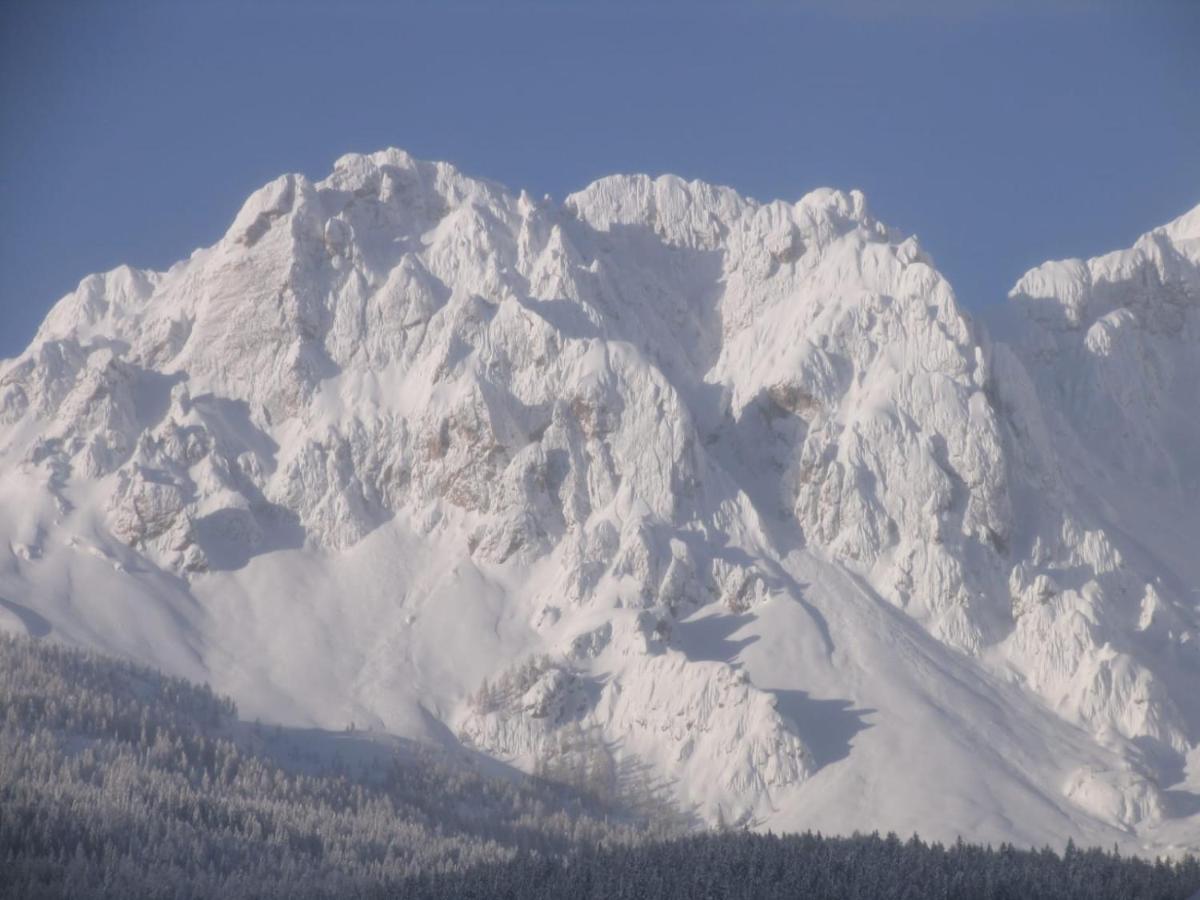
[1,152,1197,850]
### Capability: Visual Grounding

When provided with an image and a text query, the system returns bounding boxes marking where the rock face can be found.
[1000,206,1200,770]
[0,149,1197,848]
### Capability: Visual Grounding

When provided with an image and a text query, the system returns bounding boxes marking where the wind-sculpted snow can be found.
[0,148,1197,850]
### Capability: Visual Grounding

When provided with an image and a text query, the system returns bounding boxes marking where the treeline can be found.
[399,831,1200,900]
[0,633,1197,899]
[0,633,653,899]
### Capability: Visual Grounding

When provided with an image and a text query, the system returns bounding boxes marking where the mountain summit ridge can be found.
[2,149,1198,850]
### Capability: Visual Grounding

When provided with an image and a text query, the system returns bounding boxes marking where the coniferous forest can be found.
[1,633,1197,900]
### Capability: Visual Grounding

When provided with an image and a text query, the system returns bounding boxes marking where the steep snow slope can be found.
[0,149,1196,851]
[995,207,1200,844]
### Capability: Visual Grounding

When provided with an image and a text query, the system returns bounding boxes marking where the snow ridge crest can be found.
[2,149,1198,846]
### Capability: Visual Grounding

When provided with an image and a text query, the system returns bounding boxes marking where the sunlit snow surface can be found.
[1,149,1197,853]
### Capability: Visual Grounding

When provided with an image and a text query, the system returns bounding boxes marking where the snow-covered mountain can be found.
[1,149,1197,852]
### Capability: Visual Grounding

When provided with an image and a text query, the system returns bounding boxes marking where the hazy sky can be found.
[2,0,1198,358]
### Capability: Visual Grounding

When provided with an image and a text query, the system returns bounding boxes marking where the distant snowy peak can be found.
[994,200,1200,775]
[1011,203,1200,334]
[1008,200,1200,496]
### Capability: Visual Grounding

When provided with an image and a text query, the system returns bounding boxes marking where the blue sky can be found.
[2,0,1198,358]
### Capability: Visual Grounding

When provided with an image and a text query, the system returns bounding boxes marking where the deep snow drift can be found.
[1,149,1197,852]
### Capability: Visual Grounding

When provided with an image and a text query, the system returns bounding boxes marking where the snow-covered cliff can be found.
[1,149,1196,850]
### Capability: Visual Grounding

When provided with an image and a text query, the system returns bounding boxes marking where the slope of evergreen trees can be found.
[0,633,654,899]
[1,633,1197,899]
[399,831,1200,900]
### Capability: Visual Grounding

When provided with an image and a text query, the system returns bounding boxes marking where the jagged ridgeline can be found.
[1,635,1197,900]
[2,149,1198,847]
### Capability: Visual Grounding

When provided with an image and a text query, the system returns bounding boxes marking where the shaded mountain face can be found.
[1,149,1197,849]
